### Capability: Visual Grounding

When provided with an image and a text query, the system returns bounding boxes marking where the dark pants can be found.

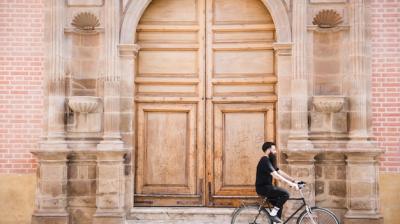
[256,185,290,218]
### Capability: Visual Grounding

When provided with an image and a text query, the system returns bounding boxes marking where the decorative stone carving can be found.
[71,12,100,31]
[313,95,345,113]
[313,9,343,28]
[67,96,101,133]
[310,96,347,134]
[68,96,100,113]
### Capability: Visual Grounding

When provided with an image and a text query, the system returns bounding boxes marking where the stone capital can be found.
[118,44,140,58]
[273,42,292,56]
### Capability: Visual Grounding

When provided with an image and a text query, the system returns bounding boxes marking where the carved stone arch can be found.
[120,0,292,44]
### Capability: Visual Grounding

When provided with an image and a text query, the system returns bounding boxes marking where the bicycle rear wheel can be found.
[297,207,340,224]
[231,205,272,224]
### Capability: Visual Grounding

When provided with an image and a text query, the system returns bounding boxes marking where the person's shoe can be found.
[270,215,282,223]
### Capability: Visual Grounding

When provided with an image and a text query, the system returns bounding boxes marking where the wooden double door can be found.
[134,0,277,207]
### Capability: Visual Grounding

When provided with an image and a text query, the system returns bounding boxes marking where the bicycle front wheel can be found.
[297,207,340,224]
[231,205,272,224]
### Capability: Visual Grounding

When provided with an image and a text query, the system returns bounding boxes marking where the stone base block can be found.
[310,112,347,133]
[344,217,383,224]
[31,214,69,224]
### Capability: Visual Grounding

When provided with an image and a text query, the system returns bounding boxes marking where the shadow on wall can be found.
[0,174,36,224]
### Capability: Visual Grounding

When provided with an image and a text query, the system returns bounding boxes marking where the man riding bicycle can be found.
[255,142,302,223]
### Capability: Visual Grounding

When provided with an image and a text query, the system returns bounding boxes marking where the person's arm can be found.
[271,171,297,187]
[277,169,296,183]
[265,158,298,189]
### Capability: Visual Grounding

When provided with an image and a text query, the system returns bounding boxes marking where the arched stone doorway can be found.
[119,0,293,210]
[132,0,278,207]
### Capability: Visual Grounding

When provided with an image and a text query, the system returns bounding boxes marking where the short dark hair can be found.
[262,141,275,152]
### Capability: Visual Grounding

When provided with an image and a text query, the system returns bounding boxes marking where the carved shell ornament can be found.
[313,9,343,28]
[71,12,100,30]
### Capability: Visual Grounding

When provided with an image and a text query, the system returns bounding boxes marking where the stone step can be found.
[127,207,236,224]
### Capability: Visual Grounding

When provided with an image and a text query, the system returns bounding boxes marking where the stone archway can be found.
[118,0,294,209]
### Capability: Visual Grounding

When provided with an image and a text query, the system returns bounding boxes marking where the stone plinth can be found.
[282,151,317,221]
[68,152,97,224]
[93,150,127,224]
[344,148,383,224]
[31,149,69,224]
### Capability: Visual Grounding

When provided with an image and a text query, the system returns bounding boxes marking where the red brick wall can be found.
[0,1,399,173]
[0,0,44,173]
[370,0,400,173]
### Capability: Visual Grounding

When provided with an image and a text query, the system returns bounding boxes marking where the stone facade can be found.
[28,0,386,223]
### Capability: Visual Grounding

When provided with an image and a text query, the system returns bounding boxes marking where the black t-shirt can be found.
[255,156,279,187]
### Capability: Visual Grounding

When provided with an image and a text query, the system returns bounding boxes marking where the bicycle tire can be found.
[231,205,272,224]
[297,207,340,224]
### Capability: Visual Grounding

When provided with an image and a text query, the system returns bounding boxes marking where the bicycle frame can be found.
[262,188,314,224]
[280,198,306,224]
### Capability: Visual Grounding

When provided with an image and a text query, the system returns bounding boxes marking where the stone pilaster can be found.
[348,0,369,142]
[93,150,127,224]
[98,0,123,150]
[118,43,140,210]
[288,0,313,150]
[344,151,383,224]
[44,0,66,142]
[273,43,292,150]
[31,151,69,224]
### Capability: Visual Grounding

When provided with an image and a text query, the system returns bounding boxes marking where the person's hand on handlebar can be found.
[296,181,306,190]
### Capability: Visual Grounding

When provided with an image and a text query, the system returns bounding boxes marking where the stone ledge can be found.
[128,207,235,223]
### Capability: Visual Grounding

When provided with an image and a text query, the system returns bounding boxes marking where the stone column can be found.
[93,151,127,224]
[348,0,369,143]
[31,152,69,224]
[98,0,123,150]
[288,0,313,150]
[344,152,383,224]
[44,0,66,142]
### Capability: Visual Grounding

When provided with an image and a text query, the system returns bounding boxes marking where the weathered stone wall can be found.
[0,0,399,224]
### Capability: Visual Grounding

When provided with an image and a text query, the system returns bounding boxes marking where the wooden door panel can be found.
[135,103,201,205]
[135,0,205,206]
[205,0,276,206]
[214,50,274,75]
[211,104,275,205]
[213,0,273,24]
[138,51,198,75]
[139,0,199,24]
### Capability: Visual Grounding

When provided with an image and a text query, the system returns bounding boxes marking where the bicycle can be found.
[231,182,340,224]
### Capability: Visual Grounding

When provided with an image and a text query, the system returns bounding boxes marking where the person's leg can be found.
[265,186,290,218]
